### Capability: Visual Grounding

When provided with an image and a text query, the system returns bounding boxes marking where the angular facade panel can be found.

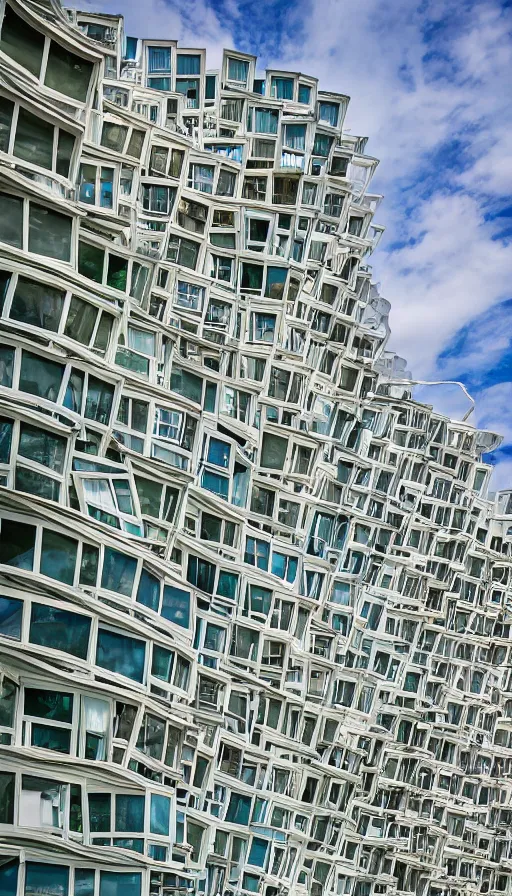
[0,3,511,895]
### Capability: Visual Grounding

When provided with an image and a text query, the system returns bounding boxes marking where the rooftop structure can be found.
[0,2,511,895]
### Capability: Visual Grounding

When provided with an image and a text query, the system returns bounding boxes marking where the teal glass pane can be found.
[106,254,128,291]
[99,872,141,896]
[29,604,91,659]
[136,568,160,611]
[15,466,60,501]
[0,856,18,895]
[25,862,69,896]
[96,629,146,682]
[40,530,78,584]
[151,645,173,682]
[115,794,144,832]
[226,793,251,825]
[24,688,73,723]
[0,597,22,640]
[88,793,111,832]
[216,571,238,600]
[150,794,170,834]
[0,771,14,822]
[74,870,94,896]
[31,723,71,753]
[161,585,190,627]
[101,547,137,596]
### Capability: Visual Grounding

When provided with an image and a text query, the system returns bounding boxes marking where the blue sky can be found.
[83,0,512,489]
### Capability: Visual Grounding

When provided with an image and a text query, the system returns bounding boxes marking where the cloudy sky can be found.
[83,0,512,488]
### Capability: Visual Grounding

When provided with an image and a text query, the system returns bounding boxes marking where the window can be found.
[243,176,267,201]
[271,76,294,99]
[273,177,298,205]
[298,83,311,104]
[177,54,201,75]
[318,101,339,126]
[188,164,214,194]
[176,279,204,311]
[142,184,175,214]
[79,164,114,207]
[0,192,72,261]
[29,603,91,659]
[0,5,93,102]
[96,629,146,682]
[0,99,75,177]
[227,57,249,85]
[251,313,276,343]
[283,123,306,151]
[249,108,279,135]
[167,234,199,269]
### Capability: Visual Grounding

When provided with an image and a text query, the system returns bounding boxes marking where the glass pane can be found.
[261,433,287,469]
[0,192,23,247]
[126,129,144,158]
[0,596,23,639]
[0,415,12,463]
[78,242,104,282]
[31,723,71,753]
[136,569,160,611]
[19,350,64,399]
[0,95,13,152]
[15,466,60,501]
[0,520,36,568]
[11,276,65,331]
[64,296,97,344]
[40,529,78,584]
[28,204,72,261]
[45,42,93,102]
[74,870,94,896]
[0,346,12,389]
[56,130,75,178]
[0,856,17,895]
[18,422,67,472]
[150,793,170,834]
[25,863,69,896]
[99,872,141,896]
[106,254,128,291]
[14,107,53,169]
[24,688,73,722]
[115,794,144,831]
[101,547,137,596]
[161,585,190,627]
[29,603,91,659]
[85,377,114,424]
[96,629,145,682]
[101,122,127,153]
[0,5,44,76]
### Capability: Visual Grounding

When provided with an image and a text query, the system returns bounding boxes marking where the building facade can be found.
[0,2,511,895]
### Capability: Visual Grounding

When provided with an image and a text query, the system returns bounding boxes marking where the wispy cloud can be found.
[77,0,512,488]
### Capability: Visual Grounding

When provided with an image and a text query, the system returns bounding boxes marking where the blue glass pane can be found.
[201,470,229,498]
[207,438,231,467]
[74,869,95,896]
[216,571,238,599]
[318,101,339,126]
[161,585,190,627]
[96,630,146,682]
[248,837,268,866]
[148,77,171,91]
